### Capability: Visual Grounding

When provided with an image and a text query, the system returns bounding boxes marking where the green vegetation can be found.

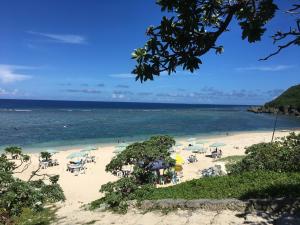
[0,147,65,225]
[12,207,57,225]
[229,132,300,174]
[91,133,300,213]
[92,135,176,212]
[265,84,300,110]
[215,155,245,163]
[139,171,300,200]
[132,0,299,82]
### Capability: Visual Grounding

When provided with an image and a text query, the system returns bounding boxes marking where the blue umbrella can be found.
[116,143,129,148]
[81,146,97,152]
[45,149,58,154]
[187,138,197,142]
[146,160,173,171]
[175,143,183,147]
[196,140,208,145]
[185,145,205,152]
[209,142,226,148]
[67,151,86,159]
[113,146,126,153]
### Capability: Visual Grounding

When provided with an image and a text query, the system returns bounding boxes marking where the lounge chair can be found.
[40,161,49,169]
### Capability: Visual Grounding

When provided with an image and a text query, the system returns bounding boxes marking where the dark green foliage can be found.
[229,132,300,174]
[105,135,175,184]
[265,84,300,110]
[132,0,278,82]
[40,184,65,203]
[215,155,245,163]
[49,175,59,184]
[1,179,45,216]
[94,135,175,212]
[139,171,300,200]
[12,207,57,225]
[0,147,65,224]
[4,146,22,158]
[97,177,140,212]
[40,152,52,161]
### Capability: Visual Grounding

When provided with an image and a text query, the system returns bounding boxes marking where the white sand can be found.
[14,130,298,225]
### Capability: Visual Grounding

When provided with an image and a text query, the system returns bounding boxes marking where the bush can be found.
[12,207,56,225]
[229,132,300,174]
[139,171,300,200]
[92,135,175,212]
[0,147,65,224]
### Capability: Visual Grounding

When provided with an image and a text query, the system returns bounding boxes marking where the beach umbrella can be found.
[116,143,129,148]
[45,149,58,154]
[174,165,183,172]
[187,138,196,142]
[185,145,205,152]
[113,147,126,153]
[67,151,86,159]
[209,142,226,148]
[174,154,184,165]
[81,145,97,152]
[146,160,172,171]
[196,140,208,145]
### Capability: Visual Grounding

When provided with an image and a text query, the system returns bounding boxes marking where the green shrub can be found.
[229,132,300,174]
[0,147,65,224]
[140,171,300,200]
[12,207,56,225]
[41,184,65,203]
[94,135,175,212]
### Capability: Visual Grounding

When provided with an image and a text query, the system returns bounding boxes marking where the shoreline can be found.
[3,128,300,153]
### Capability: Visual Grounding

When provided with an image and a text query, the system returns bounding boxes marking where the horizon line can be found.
[0,98,255,107]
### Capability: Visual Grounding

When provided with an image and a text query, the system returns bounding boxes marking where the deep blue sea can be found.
[1,99,300,152]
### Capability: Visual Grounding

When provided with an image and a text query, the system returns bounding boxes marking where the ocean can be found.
[1,99,300,151]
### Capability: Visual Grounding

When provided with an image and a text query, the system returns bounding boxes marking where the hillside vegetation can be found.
[248,84,300,116]
[266,84,300,110]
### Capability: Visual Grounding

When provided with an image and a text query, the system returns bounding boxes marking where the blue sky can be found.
[0,0,299,105]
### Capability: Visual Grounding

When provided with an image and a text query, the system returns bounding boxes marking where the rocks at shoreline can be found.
[247,106,300,117]
[248,84,300,117]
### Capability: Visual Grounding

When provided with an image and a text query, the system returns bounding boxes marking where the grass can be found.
[139,171,300,200]
[215,155,245,163]
[12,206,58,225]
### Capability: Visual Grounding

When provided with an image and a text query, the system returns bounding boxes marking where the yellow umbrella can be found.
[174,165,183,172]
[175,154,184,165]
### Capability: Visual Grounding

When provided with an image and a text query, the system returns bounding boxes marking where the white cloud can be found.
[28,31,87,44]
[0,64,32,84]
[0,88,19,96]
[109,73,133,79]
[112,93,125,99]
[235,65,295,72]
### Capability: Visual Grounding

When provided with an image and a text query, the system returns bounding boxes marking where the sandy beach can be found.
[14,130,298,225]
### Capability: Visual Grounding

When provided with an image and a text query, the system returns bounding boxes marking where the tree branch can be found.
[260,38,298,60]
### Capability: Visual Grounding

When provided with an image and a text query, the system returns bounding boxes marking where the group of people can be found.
[67,155,96,174]
[211,148,222,159]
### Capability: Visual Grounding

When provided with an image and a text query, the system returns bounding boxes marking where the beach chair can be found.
[40,161,49,169]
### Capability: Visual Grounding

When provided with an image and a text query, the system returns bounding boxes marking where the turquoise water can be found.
[1,99,300,152]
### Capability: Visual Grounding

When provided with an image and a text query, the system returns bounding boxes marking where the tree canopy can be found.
[94,135,176,212]
[228,132,300,174]
[132,0,300,82]
[106,135,175,184]
[0,147,65,224]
